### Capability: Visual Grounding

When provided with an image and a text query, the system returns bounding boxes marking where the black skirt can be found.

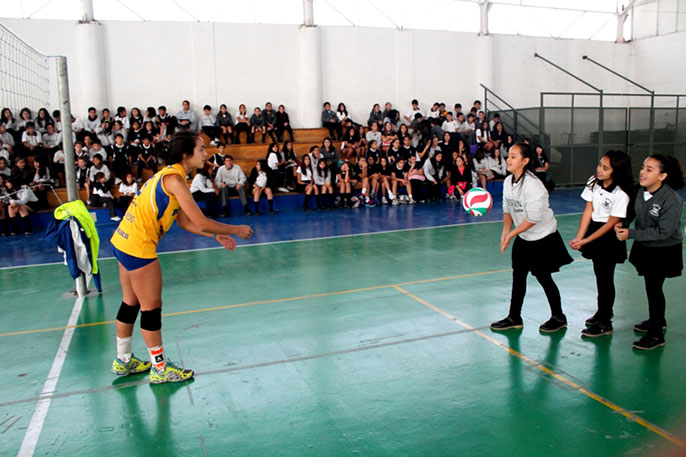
[580,221,627,264]
[512,231,573,276]
[629,242,683,278]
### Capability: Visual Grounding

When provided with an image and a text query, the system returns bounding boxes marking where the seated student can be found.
[144,106,157,124]
[423,135,443,162]
[41,123,61,159]
[89,140,108,163]
[441,111,460,142]
[16,108,32,133]
[320,137,339,184]
[423,151,449,201]
[87,153,110,204]
[249,107,267,144]
[340,127,360,161]
[136,135,156,182]
[207,142,225,179]
[366,140,381,162]
[461,113,477,146]
[351,154,371,206]
[336,103,356,128]
[489,112,501,131]
[129,107,144,131]
[400,135,417,164]
[281,141,298,188]
[387,138,402,164]
[377,155,393,204]
[116,172,137,211]
[491,121,506,152]
[30,155,53,209]
[0,157,11,178]
[313,156,333,209]
[382,102,400,129]
[476,120,496,153]
[404,155,425,204]
[472,149,494,189]
[153,119,172,161]
[75,156,89,194]
[390,157,409,205]
[200,105,221,144]
[380,121,397,153]
[142,120,158,142]
[84,107,100,138]
[296,154,317,210]
[0,174,8,236]
[336,161,356,209]
[0,123,15,155]
[262,102,279,144]
[249,159,274,214]
[156,105,175,132]
[109,120,128,144]
[1,108,17,137]
[366,155,382,202]
[176,100,197,130]
[368,104,384,129]
[114,106,130,130]
[404,99,424,126]
[190,165,220,217]
[487,147,507,179]
[20,122,41,157]
[233,104,251,144]
[308,145,322,170]
[426,102,441,122]
[91,171,120,221]
[365,121,381,146]
[2,176,34,235]
[128,119,144,148]
[275,104,294,142]
[448,152,472,200]
[215,154,250,216]
[110,133,132,184]
[265,142,289,192]
[321,102,342,140]
[215,104,234,145]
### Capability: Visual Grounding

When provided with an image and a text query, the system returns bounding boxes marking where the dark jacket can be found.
[629,184,683,247]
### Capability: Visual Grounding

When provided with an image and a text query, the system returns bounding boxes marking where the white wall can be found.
[0,18,680,126]
[629,30,686,106]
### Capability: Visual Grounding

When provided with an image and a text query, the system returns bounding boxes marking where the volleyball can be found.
[462,187,493,216]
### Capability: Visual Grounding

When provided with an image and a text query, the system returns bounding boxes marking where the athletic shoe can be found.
[381,197,388,205]
[400,195,408,203]
[352,198,360,208]
[111,354,152,376]
[278,187,289,193]
[633,319,667,333]
[632,335,666,351]
[581,323,613,338]
[408,197,416,205]
[110,216,121,221]
[539,315,568,333]
[149,361,194,384]
[391,198,400,206]
[490,316,523,331]
[209,140,217,146]
[366,198,377,207]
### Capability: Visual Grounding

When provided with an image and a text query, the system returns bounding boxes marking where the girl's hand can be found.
[234,225,254,239]
[615,227,629,241]
[500,233,512,253]
[569,238,585,250]
[215,234,237,250]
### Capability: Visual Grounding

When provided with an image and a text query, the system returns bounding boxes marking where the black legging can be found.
[508,269,563,319]
[644,274,667,337]
[592,259,616,325]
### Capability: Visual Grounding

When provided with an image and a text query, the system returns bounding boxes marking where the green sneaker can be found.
[111,354,152,376]
[149,361,194,384]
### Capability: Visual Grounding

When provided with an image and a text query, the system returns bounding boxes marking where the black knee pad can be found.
[116,302,140,324]
[140,308,162,331]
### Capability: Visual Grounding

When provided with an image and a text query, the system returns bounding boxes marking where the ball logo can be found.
[462,187,493,217]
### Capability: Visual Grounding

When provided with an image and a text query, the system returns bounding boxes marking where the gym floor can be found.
[1,188,685,456]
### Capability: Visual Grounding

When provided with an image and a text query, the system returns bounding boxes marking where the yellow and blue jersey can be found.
[110,163,185,259]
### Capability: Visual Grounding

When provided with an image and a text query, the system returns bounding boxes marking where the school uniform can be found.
[275,111,294,141]
[502,171,572,323]
[116,181,138,210]
[91,180,117,218]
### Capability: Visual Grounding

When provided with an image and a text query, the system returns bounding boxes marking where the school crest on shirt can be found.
[602,198,612,211]
[650,204,661,217]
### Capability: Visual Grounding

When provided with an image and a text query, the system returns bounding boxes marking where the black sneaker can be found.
[633,320,667,333]
[539,315,567,333]
[632,335,666,351]
[490,316,523,331]
[581,323,613,338]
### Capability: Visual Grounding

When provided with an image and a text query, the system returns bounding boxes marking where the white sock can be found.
[362,188,367,196]
[148,345,166,372]
[116,336,132,363]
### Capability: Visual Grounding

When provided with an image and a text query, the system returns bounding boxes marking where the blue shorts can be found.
[112,246,156,271]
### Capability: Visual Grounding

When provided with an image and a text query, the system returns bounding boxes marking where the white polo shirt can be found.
[580,177,629,223]
[503,171,558,241]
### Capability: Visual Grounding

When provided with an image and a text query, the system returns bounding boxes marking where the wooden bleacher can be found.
[45,127,337,209]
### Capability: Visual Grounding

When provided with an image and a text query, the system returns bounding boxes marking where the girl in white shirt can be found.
[116,172,138,211]
[296,154,316,210]
[487,148,507,179]
[570,151,633,337]
[491,143,573,333]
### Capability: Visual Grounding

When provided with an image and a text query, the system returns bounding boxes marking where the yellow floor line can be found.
[0,268,515,338]
[392,284,686,449]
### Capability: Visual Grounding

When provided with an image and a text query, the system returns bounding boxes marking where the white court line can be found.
[0,213,583,271]
[17,295,85,457]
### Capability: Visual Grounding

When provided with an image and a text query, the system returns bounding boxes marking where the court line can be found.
[0,268,515,338]
[0,326,489,410]
[391,285,686,449]
[0,212,584,271]
[16,295,85,457]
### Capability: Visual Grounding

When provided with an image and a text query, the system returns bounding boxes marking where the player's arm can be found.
[165,173,253,239]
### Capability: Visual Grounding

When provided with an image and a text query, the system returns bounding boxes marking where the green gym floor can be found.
[2,215,686,456]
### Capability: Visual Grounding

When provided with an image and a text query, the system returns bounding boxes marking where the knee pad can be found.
[140,308,162,331]
[116,302,140,324]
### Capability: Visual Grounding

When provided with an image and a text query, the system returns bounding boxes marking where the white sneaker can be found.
[408,197,416,205]
[114,177,122,185]
[278,187,289,193]
[209,140,217,146]
[381,197,388,205]
[392,198,400,206]
[110,216,121,221]
[400,195,407,203]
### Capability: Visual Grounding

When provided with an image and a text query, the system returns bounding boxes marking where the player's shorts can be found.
[112,245,156,271]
